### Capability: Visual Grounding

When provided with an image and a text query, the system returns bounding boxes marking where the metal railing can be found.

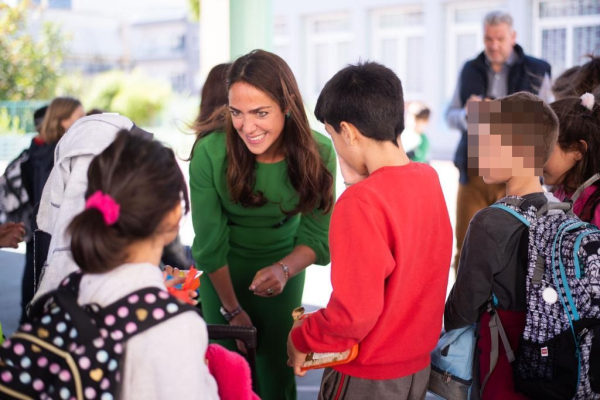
[0,100,49,135]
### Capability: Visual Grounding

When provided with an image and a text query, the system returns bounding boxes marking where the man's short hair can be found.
[314,61,404,145]
[484,11,513,29]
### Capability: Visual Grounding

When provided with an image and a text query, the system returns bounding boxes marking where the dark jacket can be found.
[454,44,551,184]
[444,193,548,330]
[21,138,56,216]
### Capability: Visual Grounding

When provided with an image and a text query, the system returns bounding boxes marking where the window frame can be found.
[532,0,600,73]
[304,12,354,102]
[370,6,425,100]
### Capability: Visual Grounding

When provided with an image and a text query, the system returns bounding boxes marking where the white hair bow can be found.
[581,93,595,111]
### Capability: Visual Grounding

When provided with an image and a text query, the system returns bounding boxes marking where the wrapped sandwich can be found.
[292,307,359,371]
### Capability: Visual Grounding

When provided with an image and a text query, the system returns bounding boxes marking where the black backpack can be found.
[0,271,198,399]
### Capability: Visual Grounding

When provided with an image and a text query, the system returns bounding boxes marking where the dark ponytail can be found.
[69,129,189,273]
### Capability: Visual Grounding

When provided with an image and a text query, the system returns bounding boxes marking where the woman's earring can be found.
[285,111,291,119]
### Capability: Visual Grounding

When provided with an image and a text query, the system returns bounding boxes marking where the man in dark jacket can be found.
[445,11,552,275]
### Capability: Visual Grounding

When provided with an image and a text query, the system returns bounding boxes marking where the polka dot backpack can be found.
[0,271,198,399]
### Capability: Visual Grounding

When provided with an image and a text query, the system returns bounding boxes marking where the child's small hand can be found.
[464,95,483,114]
[0,222,25,249]
[163,266,199,305]
[287,325,308,377]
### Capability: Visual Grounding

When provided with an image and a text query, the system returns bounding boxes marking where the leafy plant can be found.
[0,0,66,101]
[85,70,172,126]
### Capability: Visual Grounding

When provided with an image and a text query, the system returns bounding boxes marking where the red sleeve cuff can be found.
[291,325,312,354]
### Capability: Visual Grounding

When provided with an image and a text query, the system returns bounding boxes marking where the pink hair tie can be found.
[85,191,120,226]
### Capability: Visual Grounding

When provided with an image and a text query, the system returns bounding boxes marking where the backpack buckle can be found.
[443,372,453,384]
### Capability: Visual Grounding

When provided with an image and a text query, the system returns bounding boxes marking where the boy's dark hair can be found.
[315,61,404,145]
[33,105,48,133]
[550,95,600,220]
[493,91,559,164]
[68,130,189,273]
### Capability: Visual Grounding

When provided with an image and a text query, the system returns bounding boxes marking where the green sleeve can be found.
[294,133,337,265]
[414,134,430,163]
[189,136,230,273]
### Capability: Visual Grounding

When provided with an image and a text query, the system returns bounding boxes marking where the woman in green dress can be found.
[190,50,336,399]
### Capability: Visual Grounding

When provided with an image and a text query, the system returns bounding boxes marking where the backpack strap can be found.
[571,173,600,204]
[480,296,515,396]
[92,287,200,342]
[573,228,600,279]
[481,308,515,396]
[490,204,531,226]
[28,271,85,318]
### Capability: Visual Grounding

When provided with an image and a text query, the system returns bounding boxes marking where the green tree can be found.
[0,0,66,101]
[85,69,172,126]
[188,0,200,22]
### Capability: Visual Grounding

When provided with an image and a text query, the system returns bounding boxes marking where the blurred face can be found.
[229,82,286,162]
[484,23,516,66]
[476,129,514,184]
[61,105,85,131]
[469,100,545,184]
[543,144,581,187]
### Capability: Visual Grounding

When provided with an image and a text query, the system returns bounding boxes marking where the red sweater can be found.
[292,163,452,380]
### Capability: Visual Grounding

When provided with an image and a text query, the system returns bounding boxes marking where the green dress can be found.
[189,131,336,400]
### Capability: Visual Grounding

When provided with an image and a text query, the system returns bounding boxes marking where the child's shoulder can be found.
[472,193,548,232]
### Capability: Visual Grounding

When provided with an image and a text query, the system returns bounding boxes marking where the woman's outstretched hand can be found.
[249,264,287,297]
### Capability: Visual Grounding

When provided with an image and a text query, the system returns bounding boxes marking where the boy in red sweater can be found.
[287,62,453,399]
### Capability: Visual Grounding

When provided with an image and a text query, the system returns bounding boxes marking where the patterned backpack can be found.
[0,271,198,400]
[492,196,600,400]
[0,149,33,241]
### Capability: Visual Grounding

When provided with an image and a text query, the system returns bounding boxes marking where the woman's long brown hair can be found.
[194,50,334,215]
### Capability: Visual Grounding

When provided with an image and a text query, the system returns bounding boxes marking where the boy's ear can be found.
[339,121,358,145]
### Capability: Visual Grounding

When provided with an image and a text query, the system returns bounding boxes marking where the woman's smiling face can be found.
[228,81,286,163]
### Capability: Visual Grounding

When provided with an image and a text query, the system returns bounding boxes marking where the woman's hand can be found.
[229,310,253,354]
[249,264,287,297]
[338,156,368,186]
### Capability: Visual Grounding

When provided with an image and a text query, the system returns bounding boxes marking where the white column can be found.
[199,0,231,84]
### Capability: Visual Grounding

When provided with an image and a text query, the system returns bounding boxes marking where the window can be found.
[172,35,186,51]
[171,73,187,92]
[48,0,72,9]
[273,16,291,63]
[31,0,71,8]
[371,7,425,100]
[534,0,600,76]
[444,1,507,98]
[305,13,354,102]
